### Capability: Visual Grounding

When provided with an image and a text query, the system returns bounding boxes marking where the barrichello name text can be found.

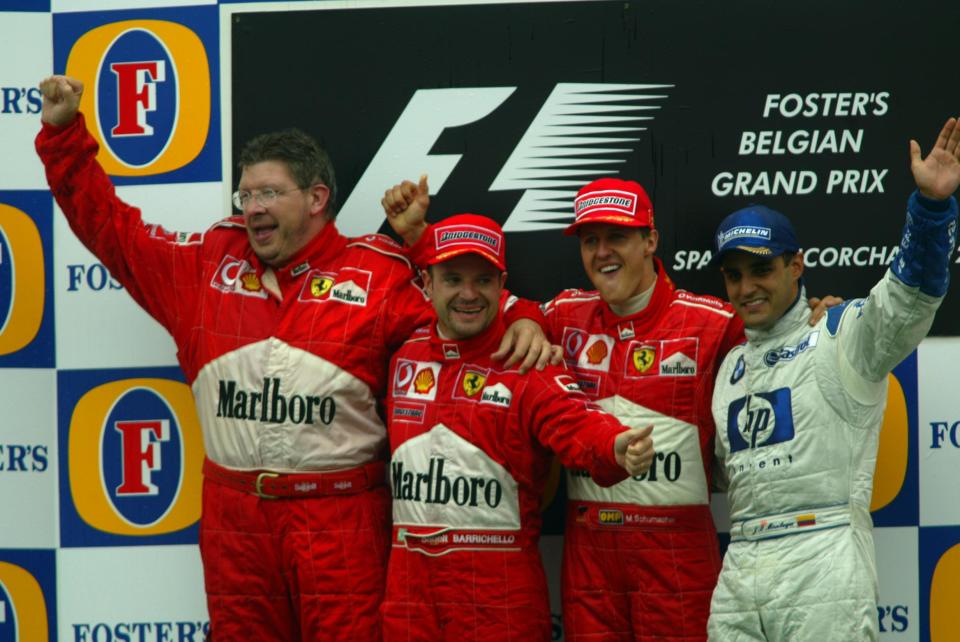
[392,457,503,508]
[217,377,336,425]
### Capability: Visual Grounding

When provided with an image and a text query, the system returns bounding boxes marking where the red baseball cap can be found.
[563,177,654,235]
[427,214,506,271]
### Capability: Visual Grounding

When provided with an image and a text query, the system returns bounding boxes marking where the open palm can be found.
[911,117,960,200]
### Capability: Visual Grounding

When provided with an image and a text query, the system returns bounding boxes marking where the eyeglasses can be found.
[232,187,304,210]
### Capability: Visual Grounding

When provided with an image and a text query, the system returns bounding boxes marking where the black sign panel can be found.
[232,0,959,335]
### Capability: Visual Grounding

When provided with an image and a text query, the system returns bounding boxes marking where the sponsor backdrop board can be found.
[0,1,955,640]
[231,0,960,336]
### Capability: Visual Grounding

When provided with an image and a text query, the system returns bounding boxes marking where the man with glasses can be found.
[35,75,550,642]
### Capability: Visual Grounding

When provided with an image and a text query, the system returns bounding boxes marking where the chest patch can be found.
[764,331,819,367]
[393,359,443,401]
[210,255,268,299]
[624,337,699,378]
[562,328,615,372]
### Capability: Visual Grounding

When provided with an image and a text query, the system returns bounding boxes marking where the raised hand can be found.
[910,117,960,200]
[39,75,83,127]
[382,174,430,245]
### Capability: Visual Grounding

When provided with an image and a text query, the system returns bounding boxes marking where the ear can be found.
[789,251,805,280]
[308,184,331,218]
[421,266,434,299]
[645,228,660,256]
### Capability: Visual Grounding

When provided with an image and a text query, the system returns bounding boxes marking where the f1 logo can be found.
[110,61,166,137]
[337,83,673,236]
[727,388,795,453]
[115,419,170,495]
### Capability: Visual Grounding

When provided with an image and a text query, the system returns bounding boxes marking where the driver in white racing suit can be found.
[708,117,960,641]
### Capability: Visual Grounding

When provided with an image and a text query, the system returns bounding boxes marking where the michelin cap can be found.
[564,177,654,235]
[427,213,506,271]
[711,205,800,267]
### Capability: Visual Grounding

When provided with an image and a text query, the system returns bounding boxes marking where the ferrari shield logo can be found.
[632,345,656,373]
[311,276,334,298]
[462,371,486,397]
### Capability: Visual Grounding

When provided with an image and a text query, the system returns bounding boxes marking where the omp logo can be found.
[64,20,210,176]
[0,562,48,642]
[0,203,44,357]
[726,388,795,453]
[338,83,673,236]
[69,378,203,535]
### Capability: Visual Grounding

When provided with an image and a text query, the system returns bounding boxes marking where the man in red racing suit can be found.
[544,178,744,642]
[381,214,654,642]
[35,76,548,641]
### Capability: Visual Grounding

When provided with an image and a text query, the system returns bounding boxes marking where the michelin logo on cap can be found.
[717,225,772,247]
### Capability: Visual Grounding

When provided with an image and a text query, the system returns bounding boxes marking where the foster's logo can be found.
[0,560,50,642]
[0,203,46,360]
[64,18,212,177]
[66,376,204,538]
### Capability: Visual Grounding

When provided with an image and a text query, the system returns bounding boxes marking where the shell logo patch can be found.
[414,368,436,394]
[586,340,608,365]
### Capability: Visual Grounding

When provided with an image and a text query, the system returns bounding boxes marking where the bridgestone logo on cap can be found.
[717,225,772,247]
[574,190,638,220]
[435,225,503,254]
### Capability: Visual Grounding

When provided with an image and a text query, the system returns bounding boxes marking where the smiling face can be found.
[237,160,330,267]
[720,251,803,330]
[423,253,507,340]
[577,223,658,306]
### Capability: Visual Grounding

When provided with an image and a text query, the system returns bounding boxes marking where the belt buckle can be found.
[255,472,280,499]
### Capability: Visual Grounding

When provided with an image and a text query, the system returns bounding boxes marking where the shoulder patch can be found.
[672,291,735,318]
[552,289,600,305]
[402,326,433,346]
[347,234,412,268]
[825,298,867,336]
[208,216,246,232]
[676,290,726,309]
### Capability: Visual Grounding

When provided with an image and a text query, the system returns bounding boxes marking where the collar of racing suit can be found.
[257,219,350,289]
[744,284,809,344]
[427,313,508,363]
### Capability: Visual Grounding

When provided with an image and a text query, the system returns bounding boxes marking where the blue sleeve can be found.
[890,190,958,297]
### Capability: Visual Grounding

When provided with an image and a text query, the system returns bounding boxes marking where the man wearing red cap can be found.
[381,213,655,642]
[543,178,744,642]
